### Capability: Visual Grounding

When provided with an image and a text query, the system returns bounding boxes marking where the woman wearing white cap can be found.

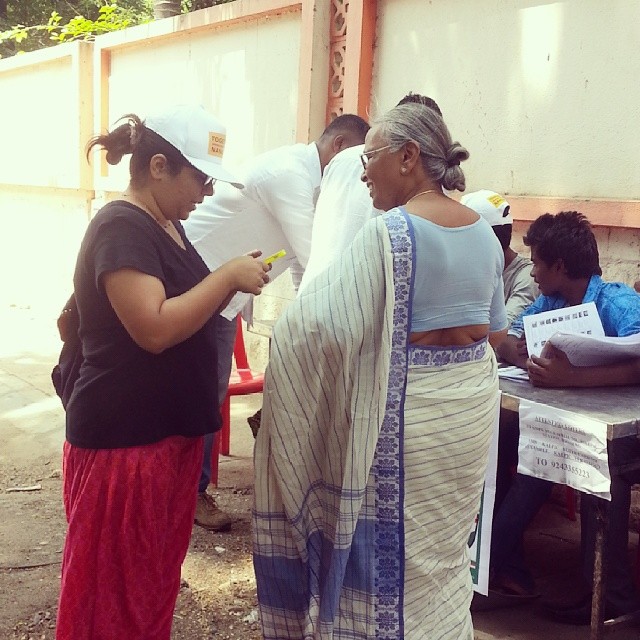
[56,105,269,640]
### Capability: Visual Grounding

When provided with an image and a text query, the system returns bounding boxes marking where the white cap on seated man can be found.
[462,189,512,226]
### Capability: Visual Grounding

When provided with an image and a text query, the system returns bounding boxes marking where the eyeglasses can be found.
[182,162,215,188]
[360,144,394,170]
[193,168,216,188]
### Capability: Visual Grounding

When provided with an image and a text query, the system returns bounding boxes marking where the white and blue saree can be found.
[253,209,498,639]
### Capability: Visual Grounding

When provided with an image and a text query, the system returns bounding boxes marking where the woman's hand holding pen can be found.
[222,250,271,296]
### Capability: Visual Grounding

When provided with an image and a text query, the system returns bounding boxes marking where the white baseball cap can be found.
[461,189,512,226]
[145,105,244,189]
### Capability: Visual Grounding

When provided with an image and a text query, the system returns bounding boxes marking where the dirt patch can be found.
[0,455,260,640]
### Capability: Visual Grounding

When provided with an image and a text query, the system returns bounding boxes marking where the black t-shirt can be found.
[66,200,221,449]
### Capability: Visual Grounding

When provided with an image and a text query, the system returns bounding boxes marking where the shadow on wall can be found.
[374,0,639,199]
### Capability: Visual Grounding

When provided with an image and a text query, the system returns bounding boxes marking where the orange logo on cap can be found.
[487,194,506,208]
[208,132,226,159]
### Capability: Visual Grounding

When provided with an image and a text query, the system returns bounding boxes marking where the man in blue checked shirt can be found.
[491,211,640,625]
[498,211,640,386]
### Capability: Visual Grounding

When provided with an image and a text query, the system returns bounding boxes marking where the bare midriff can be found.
[409,323,490,347]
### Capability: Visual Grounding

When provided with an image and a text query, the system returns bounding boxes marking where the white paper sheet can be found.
[523,301,604,358]
[548,331,640,366]
[497,365,529,381]
[517,399,611,500]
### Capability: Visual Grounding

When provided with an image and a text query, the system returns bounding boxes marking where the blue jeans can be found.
[490,472,552,592]
[198,314,237,493]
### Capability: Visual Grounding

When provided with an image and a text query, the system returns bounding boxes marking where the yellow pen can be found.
[264,249,287,265]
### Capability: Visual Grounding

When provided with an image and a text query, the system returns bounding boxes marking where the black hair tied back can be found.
[86,113,144,166]
[128,116,142,150]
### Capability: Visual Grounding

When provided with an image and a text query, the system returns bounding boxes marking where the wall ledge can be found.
[506,196,640,230]
[0,41,84,74]
[95,0,301,52]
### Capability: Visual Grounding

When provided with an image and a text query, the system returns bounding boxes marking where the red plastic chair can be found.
[210,315,264,486]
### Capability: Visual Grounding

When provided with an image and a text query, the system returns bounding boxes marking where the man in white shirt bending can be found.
[300,93,442,292]
[183,114,369,531]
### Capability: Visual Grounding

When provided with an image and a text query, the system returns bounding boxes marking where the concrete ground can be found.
[1,302,639,640]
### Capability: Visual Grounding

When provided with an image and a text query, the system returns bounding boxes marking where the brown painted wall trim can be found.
[505,196,640,230]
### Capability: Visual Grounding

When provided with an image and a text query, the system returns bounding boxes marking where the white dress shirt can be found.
[183,142,322,318]
[299,145,382,292]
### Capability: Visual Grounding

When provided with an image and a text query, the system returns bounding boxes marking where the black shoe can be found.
[542,593,591,613]
[546,601,594,626]
[247,409,262,438]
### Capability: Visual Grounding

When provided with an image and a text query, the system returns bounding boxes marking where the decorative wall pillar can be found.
[326,0,348,122]
[327,0,377,122]
[297,0,377,138]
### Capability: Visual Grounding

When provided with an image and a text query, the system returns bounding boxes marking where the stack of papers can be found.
[520,301,640,366]
[548,332,640,366]
[497,365,529,381]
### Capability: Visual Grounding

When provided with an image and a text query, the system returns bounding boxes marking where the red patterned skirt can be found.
[56,435,203,640]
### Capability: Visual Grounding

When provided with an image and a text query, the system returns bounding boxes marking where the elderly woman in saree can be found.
[252,102,508,640]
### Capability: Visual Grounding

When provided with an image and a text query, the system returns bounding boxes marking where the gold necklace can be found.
[122,193,172,229]
[154,217,172,230]
[405,189,437,205]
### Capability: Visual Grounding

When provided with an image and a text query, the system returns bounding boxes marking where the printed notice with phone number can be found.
[517,399,611,500]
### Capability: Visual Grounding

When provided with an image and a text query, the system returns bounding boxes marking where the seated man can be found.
[491,211,640,624]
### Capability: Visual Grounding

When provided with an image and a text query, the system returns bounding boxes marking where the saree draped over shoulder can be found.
[253,210,499,640]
